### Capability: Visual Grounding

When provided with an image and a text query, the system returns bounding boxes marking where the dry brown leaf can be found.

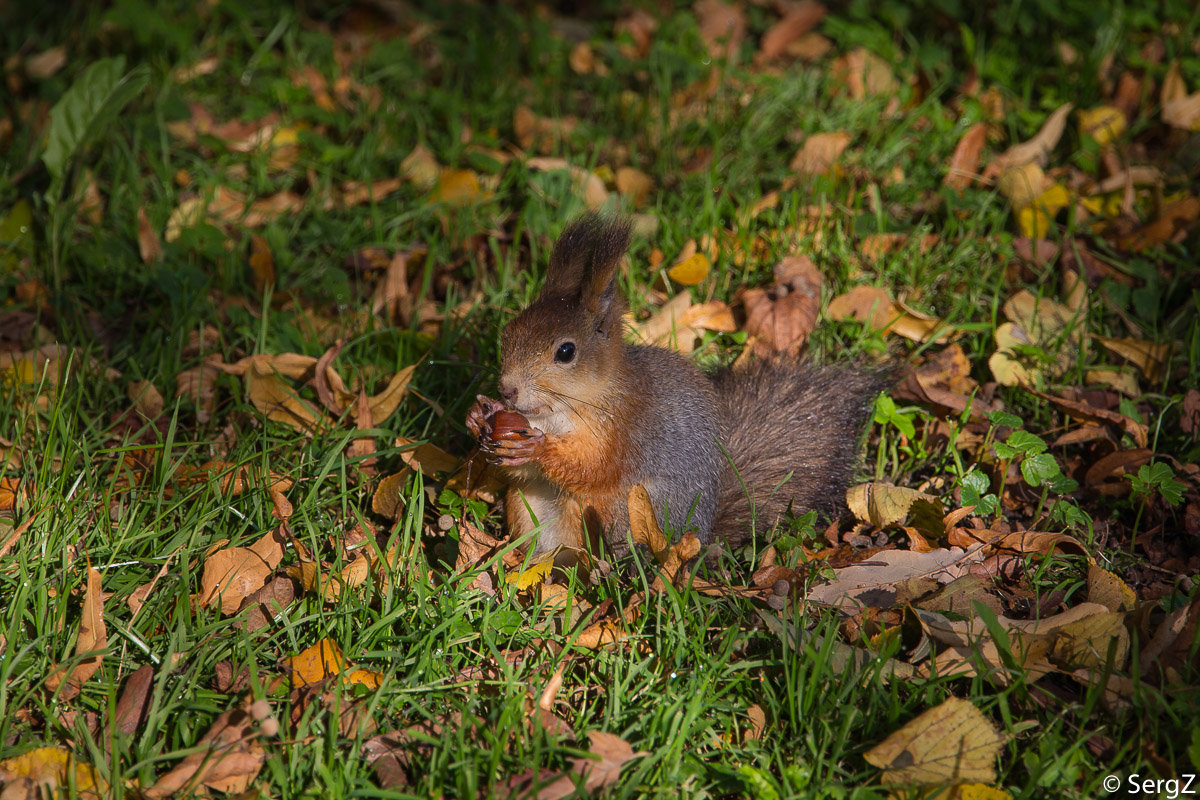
[806,548,982,608]
[1029,389,1147,448]
[525,157,608,209]
[199,528,287,615]
[994,530,1088,558]
[864,697,1003,786]
[790,131,851,177]
[400,143,440,189]
[614,9,657,58]
[127,379,164,420]
[996,162,1049,210]
[988,102,1073,173]
[109,664,155,739]
[128,546,181,618]
[1086,563,1137,613]
[45,566,106,701]
[694,0,746,61]
[1094,336,1170,382]
[615,166,654,207]
[832,47,899,99]
[248,234,275,294]
[755,1,826,63]
[631,292,697,351]
[1084,448,1153,493]
[136,207,162,264]
[144,699,266,798]
[514,107,579,154]
[26,46,68,79]
[944,122,988,191]
[741,255,822,356]
[537,731,647,799]
[1163,92,1200,130]
[1116,196,1200,251]
[1051,610,1129,671]
[826,285,896,330]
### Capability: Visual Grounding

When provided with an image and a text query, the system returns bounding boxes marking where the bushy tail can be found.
[712,359,891,543]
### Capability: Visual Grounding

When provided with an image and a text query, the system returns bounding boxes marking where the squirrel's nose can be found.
[498,379,518,407]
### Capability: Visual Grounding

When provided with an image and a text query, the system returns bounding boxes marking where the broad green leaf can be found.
[1020,453,1061,487]
[43,57,151,181]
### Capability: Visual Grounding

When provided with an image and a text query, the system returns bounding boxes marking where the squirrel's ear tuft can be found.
[543,214,632,306]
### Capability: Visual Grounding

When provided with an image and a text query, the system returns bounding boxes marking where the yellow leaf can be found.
[1080,192,1122,218]
[433,169,481,205]
[864,697,1003,785]
[667,252,710,285]
[1078,106,1126,146]
[845,482,940,528]
[997,163,1047,210]
[289,639,346,689]
[0,747,105,797]
[1087,563,1137,612]
[1016,205,1053,239]
[507,555,556,589]
[346,667,383,689]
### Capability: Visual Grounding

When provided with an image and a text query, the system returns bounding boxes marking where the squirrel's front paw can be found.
[482,426,545,466]
[466,395,507,441]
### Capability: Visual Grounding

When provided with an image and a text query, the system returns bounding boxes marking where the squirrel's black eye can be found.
[554,342,576,364]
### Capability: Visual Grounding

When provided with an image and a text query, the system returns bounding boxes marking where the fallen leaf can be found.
[988,103,1073,173]
[25,46,68,79]
[865,697,1003,785]
[1094,336,1170,382]
[1116,196,1200,251]
[45,566,106,701]
[694,0,746,61]
[127,379,164,420]
[668,252,710,285]
[1077,106,1126,146]
[432,169,481,205]
[145,699,266,797]
[615,166,654,207]
[400,143,440,189]
[1029,388,1147,448]
[1086,563,1136,613]
[827,285,895,330]
[1163,92,1200,130]
[755,0,826,63]
[199,528,288,615]
[790,131,850,177]
[136,207,162,264]
[806,548,982,608]
[0,747,105,799]
[944,122,988,191]
[832,47,898,99]
[846,482,941,528]
[109,664,155,739]
[537,731,647,799]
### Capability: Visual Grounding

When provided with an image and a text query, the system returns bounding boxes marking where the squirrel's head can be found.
[498,214,632,427]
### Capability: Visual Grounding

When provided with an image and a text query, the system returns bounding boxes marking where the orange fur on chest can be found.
[537,417,629,497]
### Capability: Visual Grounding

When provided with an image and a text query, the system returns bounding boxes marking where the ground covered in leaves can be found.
[1,1,1199,797]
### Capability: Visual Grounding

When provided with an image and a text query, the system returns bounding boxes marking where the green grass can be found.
[2,0,1199,797]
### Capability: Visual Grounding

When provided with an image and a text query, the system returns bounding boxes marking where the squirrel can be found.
[466,214,890,559]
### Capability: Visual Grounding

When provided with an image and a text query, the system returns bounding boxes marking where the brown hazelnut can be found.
[488,409,532,441]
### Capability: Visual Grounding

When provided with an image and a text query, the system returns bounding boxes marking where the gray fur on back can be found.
[711,359,888,541]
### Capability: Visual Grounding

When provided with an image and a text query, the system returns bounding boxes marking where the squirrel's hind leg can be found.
[506,482,584,554]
